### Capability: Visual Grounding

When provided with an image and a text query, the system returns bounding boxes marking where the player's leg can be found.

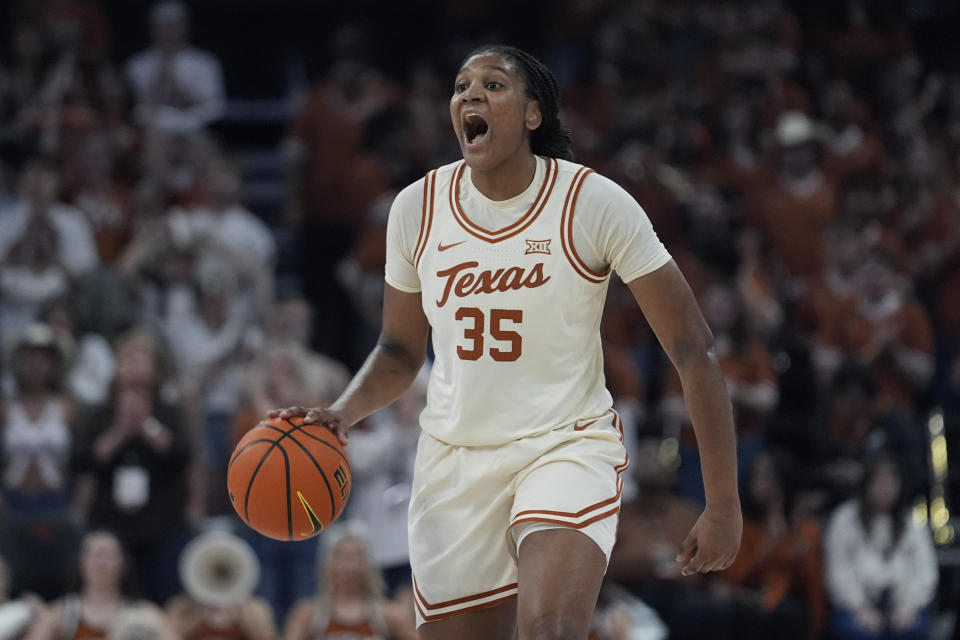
[508,412,629,640]
[516,528,606,640]
[418,600,517,640]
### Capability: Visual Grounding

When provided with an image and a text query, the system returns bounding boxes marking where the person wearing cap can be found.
[0,323,80,600]
[0,323,75,518]
[124,1,225,133]
[743,110,838,285]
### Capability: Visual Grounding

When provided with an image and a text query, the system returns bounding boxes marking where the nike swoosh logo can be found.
[574,419,599,431]
[296,490,323,536]
[438,240,466,252]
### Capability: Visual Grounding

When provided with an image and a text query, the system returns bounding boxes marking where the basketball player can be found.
[274,45,742,640]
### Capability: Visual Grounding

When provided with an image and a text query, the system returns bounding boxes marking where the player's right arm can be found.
[272,179,429,444]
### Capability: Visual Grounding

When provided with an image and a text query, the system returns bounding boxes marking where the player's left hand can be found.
[676,503,742,576]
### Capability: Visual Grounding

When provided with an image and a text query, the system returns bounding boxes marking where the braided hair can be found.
[463,45,574,161]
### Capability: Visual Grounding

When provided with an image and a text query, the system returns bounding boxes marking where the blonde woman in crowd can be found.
[283,524,415,640]
[25,531,174,640]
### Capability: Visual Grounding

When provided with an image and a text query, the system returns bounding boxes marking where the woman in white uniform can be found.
[275,45,742,640]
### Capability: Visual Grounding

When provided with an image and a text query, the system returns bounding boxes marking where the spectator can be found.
[0,209,72,342]
[0,157,99,281]
[743,111,837,286]
[125,1,225,133]
[721,453,826,640]
[0,325,80,601]
[281,29,397,364]
[607,438,728,640]
[818,247,933,493]
[160,255,255,515]
[24,530,176,640]
[164,162,276,322]
[825,453,938,640]
[12,3,125,157]
[263,296,350,403]
[807,218,869,386]
[39,297,115,408]
[0,324,75,518]
[282,524,416,640]
[62,130,136,263]
[72,328,194,605]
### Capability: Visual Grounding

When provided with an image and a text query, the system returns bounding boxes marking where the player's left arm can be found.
[627,262,742,575]
[578,172,741,574]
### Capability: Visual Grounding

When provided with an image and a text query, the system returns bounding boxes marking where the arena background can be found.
[1,1,959,639]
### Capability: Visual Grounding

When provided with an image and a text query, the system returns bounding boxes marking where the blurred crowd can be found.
[0,0,958,639]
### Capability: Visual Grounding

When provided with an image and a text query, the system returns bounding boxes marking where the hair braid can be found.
[464,45,574,161]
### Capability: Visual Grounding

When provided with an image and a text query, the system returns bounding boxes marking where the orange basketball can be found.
[227,416,351,541]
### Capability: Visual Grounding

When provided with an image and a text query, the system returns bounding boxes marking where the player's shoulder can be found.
[554,158,628,197]
[553,158,635,219]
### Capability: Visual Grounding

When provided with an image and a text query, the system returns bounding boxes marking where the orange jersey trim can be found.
[412,576,518,622]
[449,158,558,243]
[414,591,518,623]
[510,504,622,530]
[560,168,609,283]
[413,577,518,610]
[414,170,437,268]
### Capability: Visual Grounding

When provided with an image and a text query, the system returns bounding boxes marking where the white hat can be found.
[775,111,818,147]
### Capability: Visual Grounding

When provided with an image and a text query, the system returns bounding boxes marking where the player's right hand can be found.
[268,406,350,446]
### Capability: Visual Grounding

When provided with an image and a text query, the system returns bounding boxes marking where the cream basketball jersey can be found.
[385,156,670,446]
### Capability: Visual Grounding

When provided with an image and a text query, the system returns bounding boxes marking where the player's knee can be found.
[521,611,587,640]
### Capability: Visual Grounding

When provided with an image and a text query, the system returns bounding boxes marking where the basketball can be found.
[227,416,351,541]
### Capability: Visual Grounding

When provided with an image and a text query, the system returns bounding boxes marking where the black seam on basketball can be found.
[276,444,293,540]
[292,431,351,472]
[244,441,280,523]
[285,431,338,521]
[237,419,348,529]
[283,419,350,469]
[256,423,285,435]
[229,438,275,470]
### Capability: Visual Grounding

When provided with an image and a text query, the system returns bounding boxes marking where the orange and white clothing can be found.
[1,398,72,493]
[306,616,385,640]
[386,155,669,446]
[58,595,127,640]
[298,601,388,640]
[384,155,670,624]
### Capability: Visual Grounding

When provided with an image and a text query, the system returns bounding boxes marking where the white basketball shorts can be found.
[408,409,629,626]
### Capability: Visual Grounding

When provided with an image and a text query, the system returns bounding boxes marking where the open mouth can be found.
[463,113,489,145]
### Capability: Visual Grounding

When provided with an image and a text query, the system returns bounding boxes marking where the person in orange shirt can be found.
[830,250,934,389]
[743,111,838,283]
[25,531,175,640]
